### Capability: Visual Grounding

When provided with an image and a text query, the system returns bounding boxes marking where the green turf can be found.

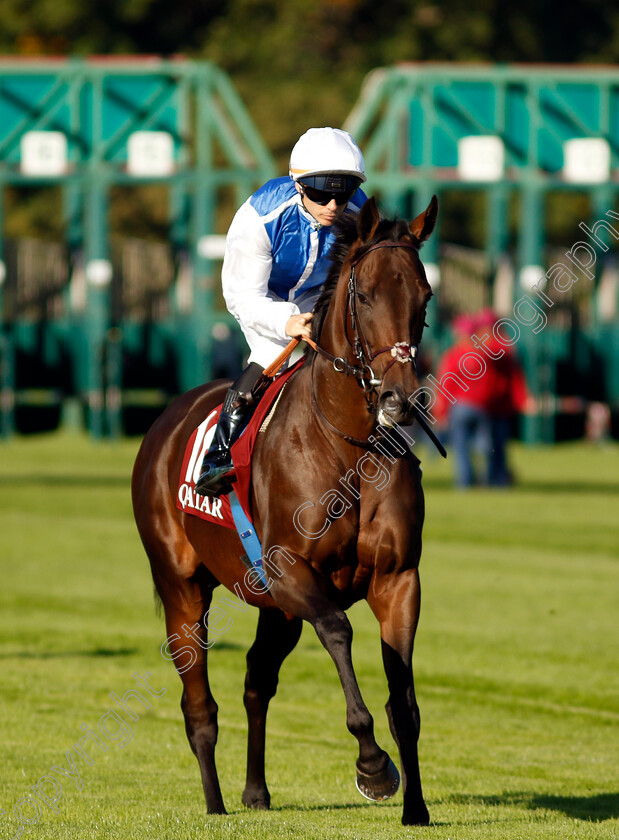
[0,432,617,839]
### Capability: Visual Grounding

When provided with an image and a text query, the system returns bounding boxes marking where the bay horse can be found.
[132,195,438,826]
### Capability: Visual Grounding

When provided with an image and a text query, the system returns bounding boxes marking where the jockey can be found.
[195,126,368,497]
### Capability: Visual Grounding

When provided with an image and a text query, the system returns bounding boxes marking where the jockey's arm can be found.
[222,202,300,342]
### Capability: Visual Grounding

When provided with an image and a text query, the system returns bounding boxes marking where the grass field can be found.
[0,432,617,840]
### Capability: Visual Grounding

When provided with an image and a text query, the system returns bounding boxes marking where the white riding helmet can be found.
[289,127,366,183]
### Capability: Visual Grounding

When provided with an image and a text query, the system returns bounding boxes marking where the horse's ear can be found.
[356,196,380,243]
[410,195,438,243]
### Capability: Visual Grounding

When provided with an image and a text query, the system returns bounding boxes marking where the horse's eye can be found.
[357,292,370,305]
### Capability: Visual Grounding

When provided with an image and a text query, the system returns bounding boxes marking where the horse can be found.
[132,194,438,826]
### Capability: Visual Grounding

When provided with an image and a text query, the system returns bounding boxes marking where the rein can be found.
[309,354,376,449]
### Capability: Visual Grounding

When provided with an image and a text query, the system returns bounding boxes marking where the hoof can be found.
[244,799,270,810]
[242,788,270,810]
[355,757,400,802]
[402,805,430,826]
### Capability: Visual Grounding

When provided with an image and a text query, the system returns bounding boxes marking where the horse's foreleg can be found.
[269,564,398,801]
[368,569,430,826]
[311,608,400,800]
[156,572,226,815]
[242,608,303,809]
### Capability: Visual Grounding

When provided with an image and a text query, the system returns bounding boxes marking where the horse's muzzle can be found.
[377,388,416,427]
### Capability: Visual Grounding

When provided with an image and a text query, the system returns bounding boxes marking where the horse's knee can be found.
[181,691,219,747]
[313,609,352,648]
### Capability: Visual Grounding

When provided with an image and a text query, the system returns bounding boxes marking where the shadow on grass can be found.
[0,641,247,658]
[448,791,619,822]
[265,801,399,813]
[530,792,619,822]
[0,646,138,659]
[210,640,245,651]
[421,477,619,495]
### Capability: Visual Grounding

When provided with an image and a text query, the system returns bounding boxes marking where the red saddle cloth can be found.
[176,360,303,529]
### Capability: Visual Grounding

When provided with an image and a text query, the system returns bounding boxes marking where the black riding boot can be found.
[194,363,264,498]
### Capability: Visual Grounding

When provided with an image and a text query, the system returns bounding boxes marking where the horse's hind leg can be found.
[155,568,227,815]
[242,608,303,809]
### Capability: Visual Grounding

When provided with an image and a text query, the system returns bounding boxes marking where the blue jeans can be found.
[448,402,492,488]
[488,416,513,487]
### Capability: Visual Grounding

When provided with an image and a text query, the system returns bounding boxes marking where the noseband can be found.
[310,240,421,413]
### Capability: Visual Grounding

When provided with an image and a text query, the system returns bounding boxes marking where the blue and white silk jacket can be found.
[222,176,367,344]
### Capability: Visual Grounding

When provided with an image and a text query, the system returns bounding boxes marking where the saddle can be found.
[176,359,303,529]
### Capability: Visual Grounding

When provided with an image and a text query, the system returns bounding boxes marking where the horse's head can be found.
[341,195,438,427]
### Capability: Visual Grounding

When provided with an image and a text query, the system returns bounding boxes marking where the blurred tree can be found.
[0,0,225,55]
[3,0,617,154]
[196,0,619,246]
[0,0,617,243]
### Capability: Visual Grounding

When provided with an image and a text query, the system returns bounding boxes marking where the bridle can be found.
[348,241,423,404]
[309,239,425,448]
[309,240,422,411]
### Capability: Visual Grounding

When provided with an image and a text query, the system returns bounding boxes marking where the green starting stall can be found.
[0,58,275,438]
[345,64,619,442]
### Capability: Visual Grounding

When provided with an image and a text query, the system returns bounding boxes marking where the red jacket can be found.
[434,338,528,421]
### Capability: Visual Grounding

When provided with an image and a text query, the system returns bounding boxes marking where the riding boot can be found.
[194,363,264,498]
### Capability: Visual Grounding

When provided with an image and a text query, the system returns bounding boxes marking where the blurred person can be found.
[195,127,368,497]
[585,402,611,444]
[475,308,530,487]
[434,313,494,488]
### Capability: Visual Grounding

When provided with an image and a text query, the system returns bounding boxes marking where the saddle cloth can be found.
[176,359,303,529]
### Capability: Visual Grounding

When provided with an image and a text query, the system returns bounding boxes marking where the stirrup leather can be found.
[194,389,249,497]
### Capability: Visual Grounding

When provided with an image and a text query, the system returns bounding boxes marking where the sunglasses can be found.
[300,183,357,206]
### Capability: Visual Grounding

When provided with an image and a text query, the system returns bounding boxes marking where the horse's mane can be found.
[307,214,417,352]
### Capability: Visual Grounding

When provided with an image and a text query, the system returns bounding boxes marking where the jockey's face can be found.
[297,184,348,227]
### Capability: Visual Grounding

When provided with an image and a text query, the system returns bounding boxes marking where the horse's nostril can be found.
[380,390,416,425]
[380,392,400,412]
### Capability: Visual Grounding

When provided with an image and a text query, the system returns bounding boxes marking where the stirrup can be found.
[195,460,235,498]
